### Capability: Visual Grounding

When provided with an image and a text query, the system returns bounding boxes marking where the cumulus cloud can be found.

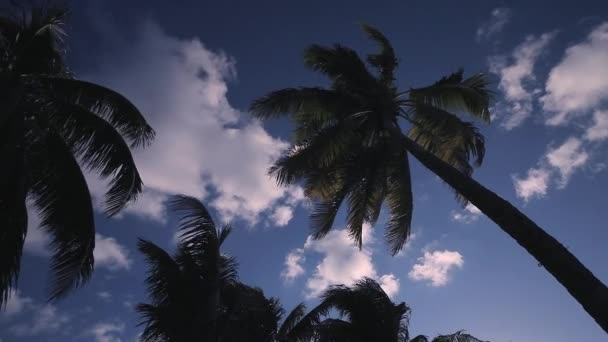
[489,32,555,129]
[545,137,590,187]
[281,225,400,298]
[450,203,482,224]
[86,322,125,342]
[85,21,301,226]
[408,250,464,287]
[270,206,294,227]
[476,7,512,42]
[94,234,132,271]
[542,22,608,125]
[585,110,608,141]
[512,167,551,202]
[281,248,306,283]
[378,274,400,298]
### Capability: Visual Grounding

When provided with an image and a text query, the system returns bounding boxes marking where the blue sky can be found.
[2,1,608,341]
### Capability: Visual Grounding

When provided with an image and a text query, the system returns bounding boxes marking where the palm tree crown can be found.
[250,24,492,255]
[0,4,153,304]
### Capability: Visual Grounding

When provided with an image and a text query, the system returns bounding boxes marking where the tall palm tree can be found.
[0,4,153,304]
[137,195,238,342]
[249,24,608,331]
[410,331,487,342]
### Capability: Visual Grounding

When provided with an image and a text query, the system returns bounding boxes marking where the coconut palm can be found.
[309,278,489,342]
[0,4,153,304]
[249,24,608,331]
[137,195,238,342]
[275,302,328,342]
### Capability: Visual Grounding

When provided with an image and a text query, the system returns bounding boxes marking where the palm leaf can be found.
[384,146,414,255]
[408,70,493,122]
[37,77,154,147]
[48,100,143,215]
[249,87,345,119]
[431,331,488,342]
[137,239,182,306]
[26,130,95,301]
[359,23,397,84]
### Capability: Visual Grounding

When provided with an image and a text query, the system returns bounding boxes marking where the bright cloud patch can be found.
[490,32,555,129]
[0,290,32,318]
[86,21,301,226]
[408,250,464,287]
[450,203,482,224]
[476,7,511,42]
[542,22,608,125]
[94,234,132,271]
[9,304,70,337]
[281,248,306,283]
[86,322,125,342]
[282,225,400,298]
[270,206,294,227]
[585,110,608,141]
[546,137,590,187]
[513,167,551,202]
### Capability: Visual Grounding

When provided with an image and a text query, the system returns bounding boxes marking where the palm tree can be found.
[137,195,238,342]
[0,4,153,305]
[313,278,410,342]
[249,24,608,331]
[310,278,488,342]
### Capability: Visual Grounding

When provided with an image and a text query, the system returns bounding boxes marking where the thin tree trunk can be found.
[401,135,608,333]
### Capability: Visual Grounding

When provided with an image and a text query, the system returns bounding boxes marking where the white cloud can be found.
[476,7,511,42]
[450,203,482,224]
[490,32,555,129]
[546,137,589,187]
[270,205,294,227]
[86,21,302,225]
[97,291,112,301]
[378,274,400,298]
[0,290,32,318]
[285,225,399,298]
[94,234,132,271]
[542,22,608,125]
[86,322,125,342]
[281,248,306,283]
[10,304,70,336]
[408,250,464,287]
[513,167,551,202]
[585,110,608,141]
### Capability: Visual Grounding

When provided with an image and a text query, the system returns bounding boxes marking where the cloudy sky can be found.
[3,1,608,341]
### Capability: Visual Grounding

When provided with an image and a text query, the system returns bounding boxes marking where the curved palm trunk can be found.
[401,135,608,333]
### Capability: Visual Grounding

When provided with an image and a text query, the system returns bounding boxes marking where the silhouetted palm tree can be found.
[137,195,237,342]
[312,278,487,342]
[0,4,153,304]
[275,302,326,342]
[249,24,608,331]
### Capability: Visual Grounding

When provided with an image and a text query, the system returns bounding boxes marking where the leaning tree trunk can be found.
[401,135,608,333]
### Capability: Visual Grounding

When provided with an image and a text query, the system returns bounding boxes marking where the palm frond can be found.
[303,44,378,94]
[37,77,154,147]
[410,336,430,342]
[408,70,493,122]
[137,239,182,306]
[0,109,27,306]
[278,303,306,338]
[359,23,397,84]
[249,87,345,119]
[26,130,95,301]
[384,149,413,255]
[310,186,349,241]
[169,194,217,250]
[407,102,485,173]
[48,100,143,215]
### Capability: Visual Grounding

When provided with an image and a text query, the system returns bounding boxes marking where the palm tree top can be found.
[249,23,494,255]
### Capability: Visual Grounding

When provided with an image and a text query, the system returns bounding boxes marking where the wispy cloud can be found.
[476,7,512,42]
[512,167,551,202]
[94,234,132,271]
[85,322,125,342]
[281,248,306,283]
[450,203,482,224]
[489,32,556,129]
